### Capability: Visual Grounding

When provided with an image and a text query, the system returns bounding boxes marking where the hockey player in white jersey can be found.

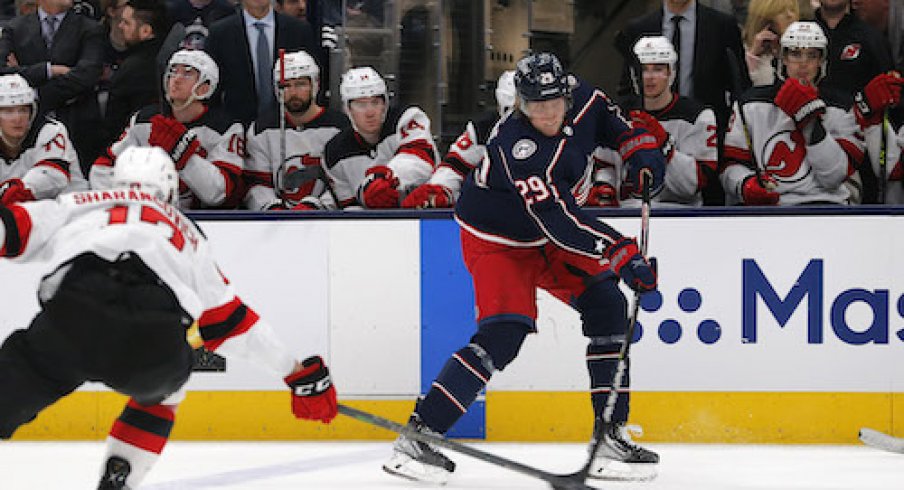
[244,50,350,211]
[853,71,904,203]
[0,74,87,205]
[91,50,246,210]
[402,70,516,208]
[721,21,865,206]
[592,36,718,207]
[0,147,338,490]
[323,66,437,208]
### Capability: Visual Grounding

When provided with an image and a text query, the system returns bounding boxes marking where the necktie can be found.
[43,16,59,49]
[671,15,683,94]
[254,21,274,115]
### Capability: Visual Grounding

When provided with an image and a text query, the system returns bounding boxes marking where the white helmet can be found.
[0,74,37,124]
[112,146,179,205]
[777,21,828,82]
[340,67,387,104]
[165,49,219,105]
[633,36,678,88]
[495,70,516,117]
[274,50,320,97]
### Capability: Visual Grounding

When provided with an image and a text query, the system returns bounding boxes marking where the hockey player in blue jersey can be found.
[382,52,665,483]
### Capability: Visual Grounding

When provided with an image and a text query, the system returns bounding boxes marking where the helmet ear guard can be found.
[112,146,180,205]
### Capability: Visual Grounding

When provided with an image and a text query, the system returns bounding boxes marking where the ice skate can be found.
[97,456,131,490]
[383,414,456,484]
[588,422,658,481]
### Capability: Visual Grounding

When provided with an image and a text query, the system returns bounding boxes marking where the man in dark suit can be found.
[205,0,316,125]
[615,0,750,205]
[0,0,105,174]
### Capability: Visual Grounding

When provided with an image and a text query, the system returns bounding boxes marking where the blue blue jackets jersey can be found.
[455,78,635,259]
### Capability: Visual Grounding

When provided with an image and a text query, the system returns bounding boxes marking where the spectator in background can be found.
[0,0,105,176]
[276,0,306,21]
[614,0,750,205]
[103,0,168,147]
[92,50,246,210]
[323,66,436,209]
[817,0,893,96]
[0,74,87,206]
[166,0,234,28]
[205,0,317,125]
[244,50,349,211]
[15,0,38,17]
[852,0,903,68]
[744,0,800,86]
[722,22,865,206]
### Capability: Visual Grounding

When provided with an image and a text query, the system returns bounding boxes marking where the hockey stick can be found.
[724,47,775,191]
[337,404,596,489]
[859,427,904,454]
[277,49,288,192]
[877,108,889,203]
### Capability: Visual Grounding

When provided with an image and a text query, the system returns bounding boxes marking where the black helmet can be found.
[514,52,570,102]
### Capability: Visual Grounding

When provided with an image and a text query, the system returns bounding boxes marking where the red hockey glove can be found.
[585,182,619,207]
[401,183,453,208]
[0,179,35,205]
[284,356,337,423]
[357,165,400,208]
[629,110,674,162]
[604,237,657,293]
[741,174,780,205]
[148,114,200,170]
[775,78,826,129]
[854,72,904,127]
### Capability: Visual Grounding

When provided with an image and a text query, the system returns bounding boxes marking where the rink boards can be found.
[2,210,904,443]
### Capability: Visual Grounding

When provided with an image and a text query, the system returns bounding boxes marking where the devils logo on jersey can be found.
[763,130,808,181]
[281,154,322,202]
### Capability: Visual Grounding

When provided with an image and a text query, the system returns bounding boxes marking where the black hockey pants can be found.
[0,253,193,439]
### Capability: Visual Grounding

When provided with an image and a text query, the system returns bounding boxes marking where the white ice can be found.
[0,441,902,489]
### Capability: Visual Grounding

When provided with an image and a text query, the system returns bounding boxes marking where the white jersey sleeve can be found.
[19,120,82,199]
[386,106,437,192]
[90,111,148,191]
[243,121,281,211]
[181,122,245,207]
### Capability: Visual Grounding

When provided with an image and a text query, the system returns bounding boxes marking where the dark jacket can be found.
[104,37,163,146]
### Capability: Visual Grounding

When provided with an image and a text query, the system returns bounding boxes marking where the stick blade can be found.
[859,427,904,454]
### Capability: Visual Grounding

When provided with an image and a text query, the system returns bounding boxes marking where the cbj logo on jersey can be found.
[634,259,904,346]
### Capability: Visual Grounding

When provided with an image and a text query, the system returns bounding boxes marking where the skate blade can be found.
[588,458,658,481]
[382,452,452,485]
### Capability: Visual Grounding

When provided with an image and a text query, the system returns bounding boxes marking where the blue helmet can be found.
[514,52,570,102]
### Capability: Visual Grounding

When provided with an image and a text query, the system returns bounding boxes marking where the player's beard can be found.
[287,96,312,115]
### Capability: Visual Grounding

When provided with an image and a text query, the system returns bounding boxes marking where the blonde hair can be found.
[743,0,801,47]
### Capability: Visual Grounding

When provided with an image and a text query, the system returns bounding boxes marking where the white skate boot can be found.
[383,414,456,484]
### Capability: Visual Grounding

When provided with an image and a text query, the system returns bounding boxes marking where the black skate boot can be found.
[97,456,131,490]
[588,422,658,481]
[382,413,456,484]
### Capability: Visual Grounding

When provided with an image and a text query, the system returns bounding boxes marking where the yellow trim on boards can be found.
[10,391,903,444]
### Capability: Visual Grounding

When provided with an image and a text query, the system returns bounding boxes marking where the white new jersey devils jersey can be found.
[426,111,499,200]
[244,108,349,210]
[862,122,904,204]
[91,106,245,210]
[322,105,437,208]
[0,117,86,197]
[0,190,297,375]
[722,85,864,205]
[594,96,718,207]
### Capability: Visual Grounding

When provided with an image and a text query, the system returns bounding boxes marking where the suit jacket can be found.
[614,2,750,129]
[0,10,103,114]
[206,8,316,125]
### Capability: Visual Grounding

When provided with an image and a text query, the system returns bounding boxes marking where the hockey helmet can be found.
[165,49,219,103]
[340,66,387,104]
[495,70,516,116]
[633,36,678,87]
[776,21,828,82]
[112,146,179,205]
[274,50,320,98]
[514,52,570,103]
[0,74,37,125]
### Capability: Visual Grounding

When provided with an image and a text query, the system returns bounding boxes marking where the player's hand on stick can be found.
[775,78,826,129]
[854,72,903,127]
[604,237,657,293]
[585,182,619,207]
[0,179,35,205]
[616,128,666,199]
[284,356,338,423]
[741,174,780,205]
[148,114,200,170]
[401,183,453,208]
[358,165,400,208]
[629,110,674,162]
